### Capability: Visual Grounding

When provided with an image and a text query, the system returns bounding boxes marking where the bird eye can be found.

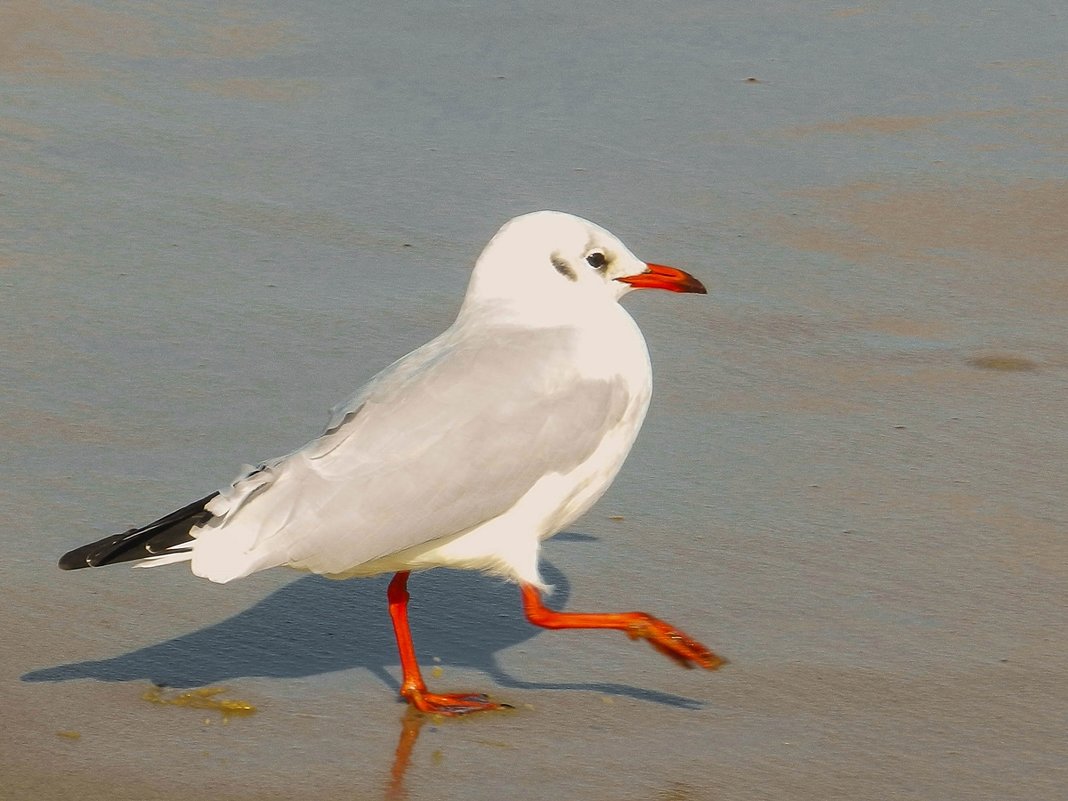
[586,251,607,270]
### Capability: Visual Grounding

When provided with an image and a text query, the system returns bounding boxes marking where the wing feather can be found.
[192,325,630,579]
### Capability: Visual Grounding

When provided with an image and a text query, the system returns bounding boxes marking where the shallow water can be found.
[3,2,1067,799]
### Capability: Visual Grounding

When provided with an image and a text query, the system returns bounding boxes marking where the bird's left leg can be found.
[387,571,510,715]
[520,583,726,670]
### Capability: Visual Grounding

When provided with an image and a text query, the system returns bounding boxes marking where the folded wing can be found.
[190,325,631,582]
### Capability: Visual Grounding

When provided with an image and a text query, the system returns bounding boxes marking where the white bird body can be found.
[60,210,722,714]
[138,211,657,590]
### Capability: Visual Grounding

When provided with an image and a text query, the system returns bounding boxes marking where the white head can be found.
[459,211,705,326]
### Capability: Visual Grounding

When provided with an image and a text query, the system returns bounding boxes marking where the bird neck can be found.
[457,289,622,331]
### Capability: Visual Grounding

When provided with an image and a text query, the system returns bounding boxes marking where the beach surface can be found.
[2,2,1066,799]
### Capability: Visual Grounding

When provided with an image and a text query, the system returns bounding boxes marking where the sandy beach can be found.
[2,2,1066,799]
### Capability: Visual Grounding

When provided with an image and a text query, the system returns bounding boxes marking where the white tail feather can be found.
[131,551,194,569]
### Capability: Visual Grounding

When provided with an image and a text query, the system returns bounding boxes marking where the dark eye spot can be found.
[586,251,607,270]
[551,254,576,281]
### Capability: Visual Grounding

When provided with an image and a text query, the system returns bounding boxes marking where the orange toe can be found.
[402,688,512,716]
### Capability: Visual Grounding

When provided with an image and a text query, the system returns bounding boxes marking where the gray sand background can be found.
[2,2,1066,799]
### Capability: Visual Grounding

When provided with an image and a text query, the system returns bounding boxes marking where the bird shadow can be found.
[23,556,703,710]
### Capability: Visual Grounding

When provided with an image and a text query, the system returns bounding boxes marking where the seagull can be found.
[59,210,725,715]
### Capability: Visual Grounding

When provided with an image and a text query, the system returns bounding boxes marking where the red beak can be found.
[616,263,707,294]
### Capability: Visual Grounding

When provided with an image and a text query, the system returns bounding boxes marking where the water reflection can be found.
[383,710,428,801]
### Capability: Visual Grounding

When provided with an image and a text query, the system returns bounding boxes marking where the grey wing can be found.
[246,327,631,574]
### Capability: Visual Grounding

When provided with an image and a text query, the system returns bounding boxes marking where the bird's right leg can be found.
[386,571,510,716]
[520,583,726,669]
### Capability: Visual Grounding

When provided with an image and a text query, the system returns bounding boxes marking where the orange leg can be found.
[387,571,510,715]
[520,584,726,670]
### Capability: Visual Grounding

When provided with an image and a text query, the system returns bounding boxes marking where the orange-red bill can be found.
[616,263,707,294]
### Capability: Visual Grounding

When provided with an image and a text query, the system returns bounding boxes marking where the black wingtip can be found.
[58,547,90,571]
[58,528,137,570]
[57,491,219,572]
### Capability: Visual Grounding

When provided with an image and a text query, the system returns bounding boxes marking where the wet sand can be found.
[3,2,1066,799]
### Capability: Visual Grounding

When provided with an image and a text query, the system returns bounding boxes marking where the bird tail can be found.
[58,492,219,571]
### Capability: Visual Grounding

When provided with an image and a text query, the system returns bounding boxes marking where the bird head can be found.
[460,211,705,326]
